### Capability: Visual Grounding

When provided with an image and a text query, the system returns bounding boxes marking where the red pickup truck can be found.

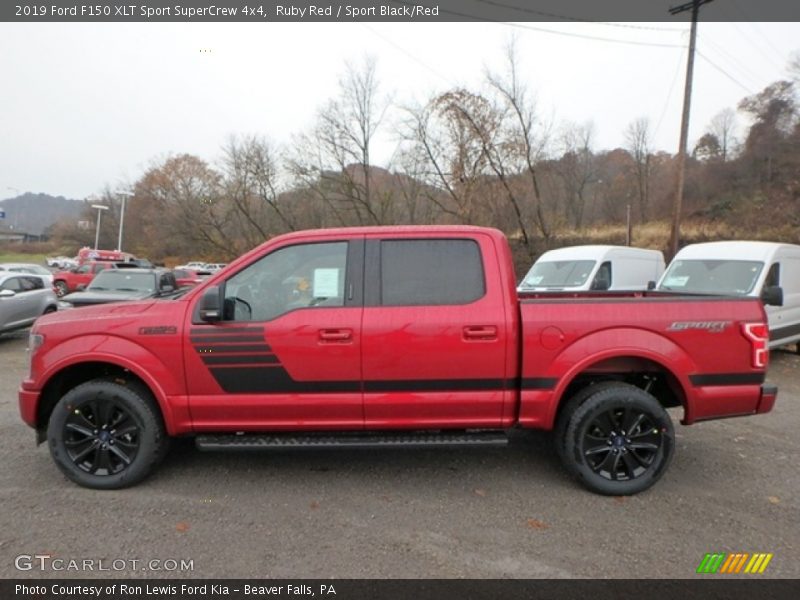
[19,226,777,495]
[52,261,138,297]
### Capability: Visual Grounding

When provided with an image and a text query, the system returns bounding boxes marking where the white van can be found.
[517,245,665,293]
[658,241,800,350]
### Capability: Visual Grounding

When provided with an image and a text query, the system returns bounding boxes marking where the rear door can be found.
[361,232,512,429]
[185,237,365,431]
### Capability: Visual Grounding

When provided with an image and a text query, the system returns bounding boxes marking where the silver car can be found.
[0,263,55,285]
[0,273,58,336]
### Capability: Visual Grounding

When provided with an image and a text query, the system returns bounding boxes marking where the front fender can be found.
[36,334,188,435]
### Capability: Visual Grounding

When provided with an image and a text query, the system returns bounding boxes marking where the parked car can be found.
[0,273,57,336]
[518,245,665,292]
[659,241,800,350]
[46,256,73,268]
[176,261,208,270]
[21,226,775,494]
[52,261,140,297]
[172,268,208,288]
[61,269,179,307]
[203,263,227,272]
[0,263,54,285]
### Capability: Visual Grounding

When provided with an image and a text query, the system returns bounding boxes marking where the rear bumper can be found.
[757,384,778,414]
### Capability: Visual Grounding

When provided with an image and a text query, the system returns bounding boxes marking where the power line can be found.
[471,0,685,31]
[696,50,754,94]
[697,34,766,91]
[360,24,457,87]
[653,47,688,141]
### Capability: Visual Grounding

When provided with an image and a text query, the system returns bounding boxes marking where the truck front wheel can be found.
[560,384,674,495]
[47,380,167,489]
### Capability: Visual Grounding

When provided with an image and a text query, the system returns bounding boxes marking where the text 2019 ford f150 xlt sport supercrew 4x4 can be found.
[19,226,777,494]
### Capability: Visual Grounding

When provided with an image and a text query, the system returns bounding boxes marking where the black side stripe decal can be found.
[190,327,263,335]
[194,344,273,354]
[207,367,559,395]
[190,335,265,344]
[689,373,766,386]
[202,355,280,365]
[520,377,559,390]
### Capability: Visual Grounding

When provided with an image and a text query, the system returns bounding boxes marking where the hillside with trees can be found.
[43,49,800,270]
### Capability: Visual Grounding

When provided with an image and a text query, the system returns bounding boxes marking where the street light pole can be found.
[116,190,134,252]
[91,204,109,250]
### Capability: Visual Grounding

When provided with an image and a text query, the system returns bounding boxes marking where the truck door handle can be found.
[319,328,353,343]
[463,325,498,341]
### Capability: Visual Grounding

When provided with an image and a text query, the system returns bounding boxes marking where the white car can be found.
[176,261,208,270]
[0,273,58,336]
[0,263,54,285]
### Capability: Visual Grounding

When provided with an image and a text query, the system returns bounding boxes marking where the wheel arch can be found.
[36,357,179,442]
[542,328,697,429]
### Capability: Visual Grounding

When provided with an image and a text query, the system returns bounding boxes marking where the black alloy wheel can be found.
[560,383,674,495]
[580,406,663,482]
[62,397,141,476]
[48,380,167,489]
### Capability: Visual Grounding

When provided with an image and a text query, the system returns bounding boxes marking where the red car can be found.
[172,268,209,288]
[20,226,777,494]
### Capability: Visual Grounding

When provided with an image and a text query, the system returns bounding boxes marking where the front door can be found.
[185,238,365,431]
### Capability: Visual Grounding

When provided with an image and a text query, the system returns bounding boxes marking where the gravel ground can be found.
[1,329,798,579]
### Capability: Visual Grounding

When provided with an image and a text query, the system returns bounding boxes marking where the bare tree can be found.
[555,121,596,229]
[486,39,552,243]
[708,108,737,161]
[624,117,652,222]
[288,56,393,226]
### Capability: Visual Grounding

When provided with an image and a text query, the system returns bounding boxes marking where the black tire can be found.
[54,281,68,297]
[47,379,167,489]
[554,380,625,474]
[560,383,674,495]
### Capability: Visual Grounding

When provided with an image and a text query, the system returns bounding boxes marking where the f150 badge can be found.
[668,321,731,333]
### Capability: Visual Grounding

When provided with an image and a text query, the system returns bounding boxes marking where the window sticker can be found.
[313,268,340,298]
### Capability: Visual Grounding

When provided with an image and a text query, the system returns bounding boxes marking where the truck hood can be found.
[37,298,159,326]
[62,290,155,306]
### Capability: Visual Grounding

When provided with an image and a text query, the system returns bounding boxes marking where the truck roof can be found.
[675,241,800,262]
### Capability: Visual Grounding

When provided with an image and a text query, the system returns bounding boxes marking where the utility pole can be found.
[668,0,714,260]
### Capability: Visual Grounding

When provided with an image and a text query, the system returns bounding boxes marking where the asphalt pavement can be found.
[1,329,798,579]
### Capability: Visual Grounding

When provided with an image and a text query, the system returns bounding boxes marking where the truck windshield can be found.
[658,260,764,295]
[88,272,156,293]
[520,260,596,288]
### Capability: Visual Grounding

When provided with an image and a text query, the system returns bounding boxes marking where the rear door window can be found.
[379,239,485,306]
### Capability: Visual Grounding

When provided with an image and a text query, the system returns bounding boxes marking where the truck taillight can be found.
[741,323,768,368]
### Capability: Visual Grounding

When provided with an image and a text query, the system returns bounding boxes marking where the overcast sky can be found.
[1,20,798,200]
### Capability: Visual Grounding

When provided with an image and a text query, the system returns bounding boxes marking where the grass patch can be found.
[0,252,49,265]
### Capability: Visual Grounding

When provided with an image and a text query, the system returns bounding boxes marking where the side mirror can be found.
[161,285,175,293]
[761,285,783,307]
[0,289,15,298]
[198,286,222,322]
[647,280,656,290]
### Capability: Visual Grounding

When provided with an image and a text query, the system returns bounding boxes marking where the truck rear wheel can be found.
[560,383,674,495]
[47,380,167,489]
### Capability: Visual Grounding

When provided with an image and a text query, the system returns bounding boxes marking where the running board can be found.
[195,431,509,451]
